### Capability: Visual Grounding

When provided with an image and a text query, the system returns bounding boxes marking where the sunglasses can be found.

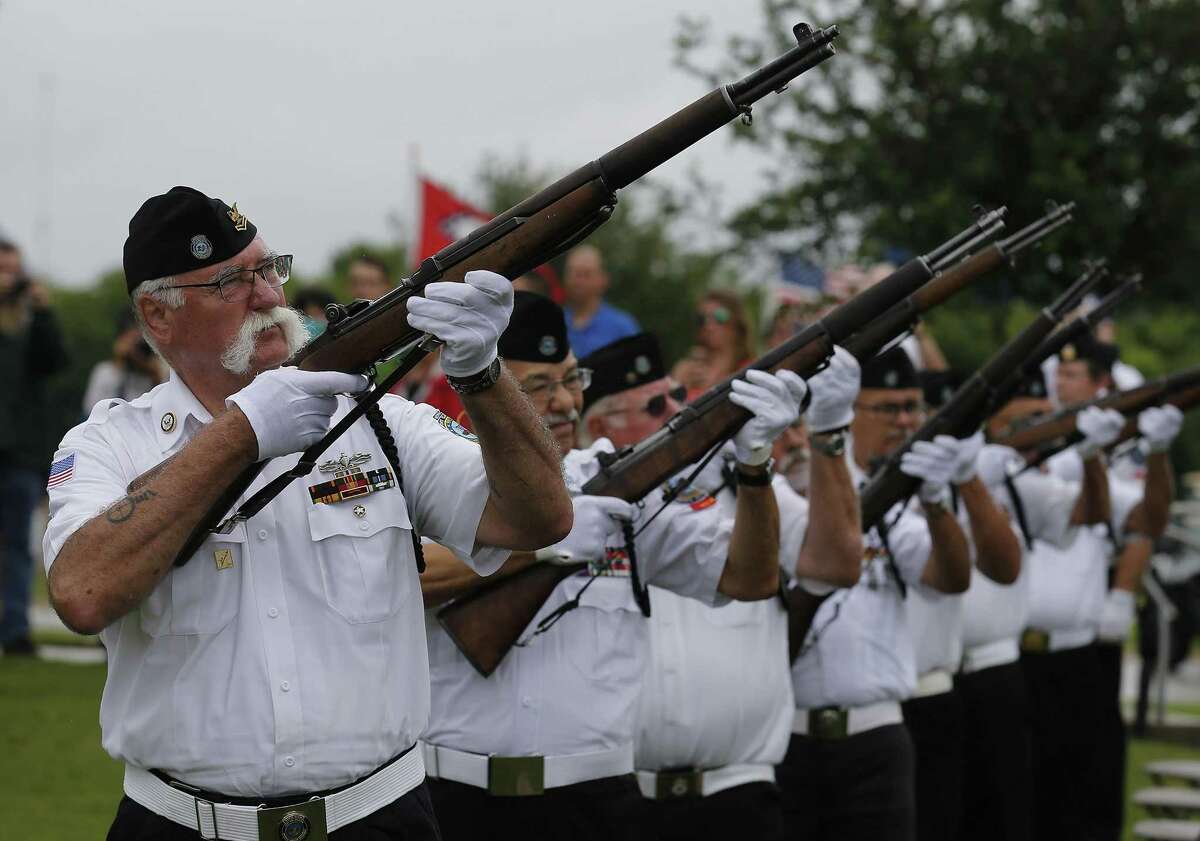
[695,306,732,327]
[854,399,926,419]
[644,386,688,417]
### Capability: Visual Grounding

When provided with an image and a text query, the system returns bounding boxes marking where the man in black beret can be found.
[42,186,573,840]
[419,308,811,841]
[1053,333,1118,407]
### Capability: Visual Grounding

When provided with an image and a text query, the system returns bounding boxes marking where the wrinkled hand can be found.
[935,431,985,485]
[406,270,513,378]
[1075,406,1125,459]
[1138,405,1184,453]
[806,346,860,433]
[536,495,635,564]
[1097,589,1136,643]
[900,438,956,505]
[227,367,368,459]
[976,444,1022,488]
[729,369,808,465]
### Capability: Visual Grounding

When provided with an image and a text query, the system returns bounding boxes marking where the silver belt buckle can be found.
[256,797,328,841]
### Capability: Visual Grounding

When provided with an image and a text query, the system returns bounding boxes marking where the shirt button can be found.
[267,608,279,619]
[284,756,295,767]
[257,529,268,540]
[280,680,290,692]
[358,522,369,531]
[521,696,535,708]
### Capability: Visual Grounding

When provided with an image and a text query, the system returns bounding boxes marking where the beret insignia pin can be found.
[539,335,557,357]
[190,235,213,260]
[227,202,250,232]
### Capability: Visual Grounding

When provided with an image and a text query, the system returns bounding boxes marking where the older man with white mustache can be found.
[42,186,571,840]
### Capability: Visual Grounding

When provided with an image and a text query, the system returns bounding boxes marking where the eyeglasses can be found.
[607,385,688,418]
[520,368,593,407]
[695,306,732,327]
[172,254,293,303]
[855,399,926,419]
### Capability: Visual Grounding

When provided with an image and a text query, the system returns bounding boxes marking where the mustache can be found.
[544,409,580,427]
[220,307,307,375]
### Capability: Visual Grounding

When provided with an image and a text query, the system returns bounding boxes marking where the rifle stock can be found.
[435,212,1010,675]
[438,561,587,677]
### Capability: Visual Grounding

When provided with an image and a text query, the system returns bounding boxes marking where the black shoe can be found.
[1,637,37,657]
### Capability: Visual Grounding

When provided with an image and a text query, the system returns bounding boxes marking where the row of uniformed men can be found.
[45,187,1180,841]
[416,293,1181,841]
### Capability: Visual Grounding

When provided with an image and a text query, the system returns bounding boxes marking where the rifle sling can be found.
[1003,473,1034,551]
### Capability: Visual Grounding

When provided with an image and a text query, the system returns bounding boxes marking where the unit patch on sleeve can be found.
[432,410,478,442]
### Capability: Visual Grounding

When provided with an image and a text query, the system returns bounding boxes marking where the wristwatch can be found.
[810,429,848,457]
[735,460,773,487]
[447,357,502,395]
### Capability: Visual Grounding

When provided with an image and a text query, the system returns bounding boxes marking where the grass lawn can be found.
[3,656,1200,839]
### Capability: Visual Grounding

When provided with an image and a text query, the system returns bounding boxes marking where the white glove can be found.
[935,431,985,485]
[728,369,808,465]
[227,367,368,459]
[1097,588,1136,642]
[806,346,860,433]
[976,444,1022,488]
[1075,406,1125,459]
[684,440,738,495]
[1139,405,1184,453]
[536,495,635,564]
[900,438,957,505]
[405,270,514,378]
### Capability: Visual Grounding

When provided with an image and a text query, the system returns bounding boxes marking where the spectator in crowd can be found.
[0,238,68,656]
[347,254,394,301]
[291,286,336,338]
[81,311,165,414]
[562,244,639,357]
[672,289,756,400]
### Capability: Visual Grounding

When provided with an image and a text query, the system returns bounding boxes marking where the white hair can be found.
[130,276,183,359]
[577,394,624,448]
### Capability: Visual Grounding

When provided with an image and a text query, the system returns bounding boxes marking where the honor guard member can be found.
[956,370,1104,841]
[419,314,804,841]
[631,348,863,841]
[777,347,975,841]
[901,378,1023,841]
[1045,335,1178,841]
[42,187,572,841]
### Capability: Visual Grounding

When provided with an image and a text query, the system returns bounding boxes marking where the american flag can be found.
[47,453,75,489]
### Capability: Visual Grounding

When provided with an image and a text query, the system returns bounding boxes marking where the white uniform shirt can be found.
[791,501,931,708]
[43,373,503,797]
[424,440,733,759]
[960,469,1081,649]
[1025,450,1142,634]
[635,475,805,772]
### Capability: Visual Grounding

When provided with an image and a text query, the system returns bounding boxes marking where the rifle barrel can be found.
[996,201,1075,255]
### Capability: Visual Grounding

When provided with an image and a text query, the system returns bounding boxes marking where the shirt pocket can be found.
[553,574,646,687]
[306,489,414,624]
[139,525,246,637]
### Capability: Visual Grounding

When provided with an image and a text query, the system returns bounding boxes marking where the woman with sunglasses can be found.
[672,290,756,401]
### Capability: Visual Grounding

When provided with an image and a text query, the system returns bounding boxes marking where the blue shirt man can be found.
[562,245,639,358]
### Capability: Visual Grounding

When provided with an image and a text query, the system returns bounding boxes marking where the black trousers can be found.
[642,781,783,841]
[1022,645,1105,841]
[106,782,441,840]
[901,687,965,841]
[427,774,644,841]
[1086,642,1126,841]
[956,661,1032,841]
[777,724,916,841]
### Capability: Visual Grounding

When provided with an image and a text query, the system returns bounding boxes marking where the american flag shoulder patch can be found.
[47,452,76,488]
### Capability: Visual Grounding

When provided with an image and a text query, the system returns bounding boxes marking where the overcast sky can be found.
[0,0,798,288]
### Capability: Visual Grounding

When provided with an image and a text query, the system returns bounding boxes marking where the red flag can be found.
[415,175,563,302]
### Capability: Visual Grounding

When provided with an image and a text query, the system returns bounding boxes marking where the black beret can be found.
[920,369,965,409]
[498,291,570,364]
[579,333,666,412]
[1058,332,1118,372]
[123,186,258,293]
[1012,368,1050,400]
[861,345,920,390]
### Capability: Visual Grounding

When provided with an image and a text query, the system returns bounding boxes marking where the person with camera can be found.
[82,311,166,414]
[0,238,68,656]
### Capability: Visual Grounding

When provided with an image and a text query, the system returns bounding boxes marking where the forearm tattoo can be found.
[106,489,158,524]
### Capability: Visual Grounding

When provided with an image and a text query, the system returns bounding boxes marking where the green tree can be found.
[677,0,1200,305]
